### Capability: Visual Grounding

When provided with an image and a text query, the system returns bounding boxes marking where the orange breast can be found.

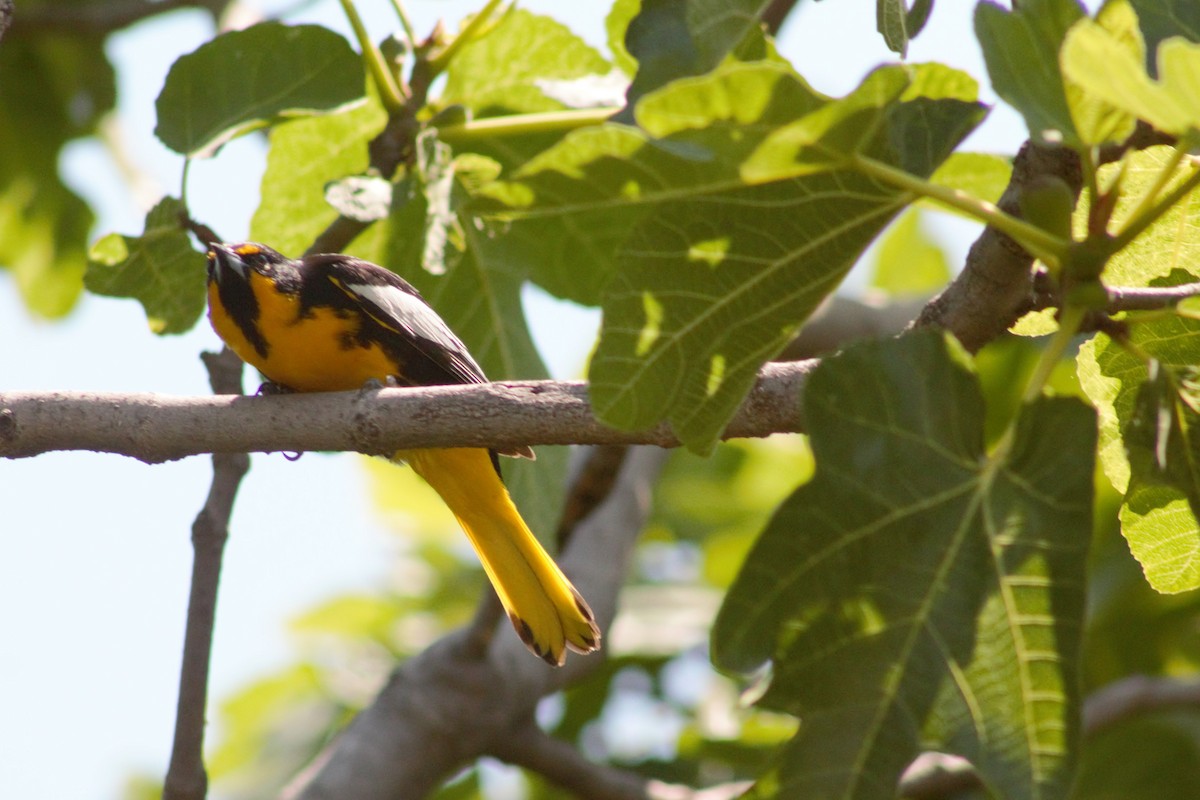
[208,273,398,392]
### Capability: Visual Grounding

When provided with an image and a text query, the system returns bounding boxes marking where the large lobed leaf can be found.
[155,23,365,157]
[479,60,984,452]
[713,331,1093,800]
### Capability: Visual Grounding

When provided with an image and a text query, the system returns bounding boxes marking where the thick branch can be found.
[911,141,1083,351]
[0,361,814,462]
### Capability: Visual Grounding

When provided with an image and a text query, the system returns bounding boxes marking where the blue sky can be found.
[0,1,1056,796]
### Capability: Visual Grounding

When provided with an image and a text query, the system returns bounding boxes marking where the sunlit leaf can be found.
[441,9,611,115]
[84,197,206,334]
[155,23,365,156]
[1063,10,1200,139]
[250,95,386,255]
[714,330,1092,800]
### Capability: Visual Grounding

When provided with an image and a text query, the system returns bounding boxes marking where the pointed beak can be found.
[207,243,247,284]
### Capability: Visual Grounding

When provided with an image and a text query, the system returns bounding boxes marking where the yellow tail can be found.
[397,447,600,666]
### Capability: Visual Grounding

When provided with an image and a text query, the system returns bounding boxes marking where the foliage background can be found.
[8,0,1200,798]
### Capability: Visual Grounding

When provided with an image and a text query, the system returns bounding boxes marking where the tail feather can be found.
[398,447,601,665]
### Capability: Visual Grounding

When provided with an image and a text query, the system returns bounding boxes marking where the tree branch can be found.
[0,361,814,462]
[281,447,670,800]
[1106,282,1200,311]
[911,141,1083,352]
[163,348,251,800]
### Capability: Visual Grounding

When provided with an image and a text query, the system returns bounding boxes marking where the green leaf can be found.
[869,209,951,295]
[975,0,1086,144]
[488,61,980,452]
[0,33,115,317]
[250,95,387,255]
[1060,0,1143,146]
[155,23,365,156]
[84,197,207,335]
[1078,297,1200,593]
[1093,147,1200,288]
[441,9,611,116]
[713,330,1092,800]
[622,0,774,105]
[1063,11,1200,138]
[1129,0,1200,73]
[877,0,934,57]
[1120,361,1200,592]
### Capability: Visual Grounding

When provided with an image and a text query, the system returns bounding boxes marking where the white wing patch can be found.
[344,281,486,375]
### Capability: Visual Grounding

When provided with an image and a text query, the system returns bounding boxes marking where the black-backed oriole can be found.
[206,242,599,666]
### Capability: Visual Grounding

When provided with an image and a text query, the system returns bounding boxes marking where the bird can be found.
[205,241,600,666]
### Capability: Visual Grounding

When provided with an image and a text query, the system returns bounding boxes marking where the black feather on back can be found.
[296,254,489,388]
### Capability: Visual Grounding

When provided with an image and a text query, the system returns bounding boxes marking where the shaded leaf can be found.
[155,23,365,156]
[713,331,1092,800]
[623,0,774,106]
[1060,0,1143,146]
[975,0,1086,144]
[84,197,207,334]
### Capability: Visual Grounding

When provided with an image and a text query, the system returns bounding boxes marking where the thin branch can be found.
[281,447,670,800]
[163,348,250,800]
[1107,282,1200,311]
[490,726,650,800]
[0,361,814,462]
[1083,674,1200,735]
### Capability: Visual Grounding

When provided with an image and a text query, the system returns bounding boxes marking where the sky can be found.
[0,1,1063,797]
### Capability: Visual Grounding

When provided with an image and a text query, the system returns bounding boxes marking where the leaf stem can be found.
[426,0,507,74]
[388,0,417,47]
[850,153,1070,269]
[435,107,618,143]
[338,0,405,112]
[1111,153,1200,254]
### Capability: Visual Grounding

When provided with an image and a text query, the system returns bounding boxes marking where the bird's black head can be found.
[207,242,289,285]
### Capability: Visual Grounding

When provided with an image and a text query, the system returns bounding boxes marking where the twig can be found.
[1083,674,1200,735]
[162,348,250,800]
[1107,282,1200,311]
[490,725,650,800]
[0,361,815,462]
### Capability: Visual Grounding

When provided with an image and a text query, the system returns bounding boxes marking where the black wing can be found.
[301,254,488,387]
